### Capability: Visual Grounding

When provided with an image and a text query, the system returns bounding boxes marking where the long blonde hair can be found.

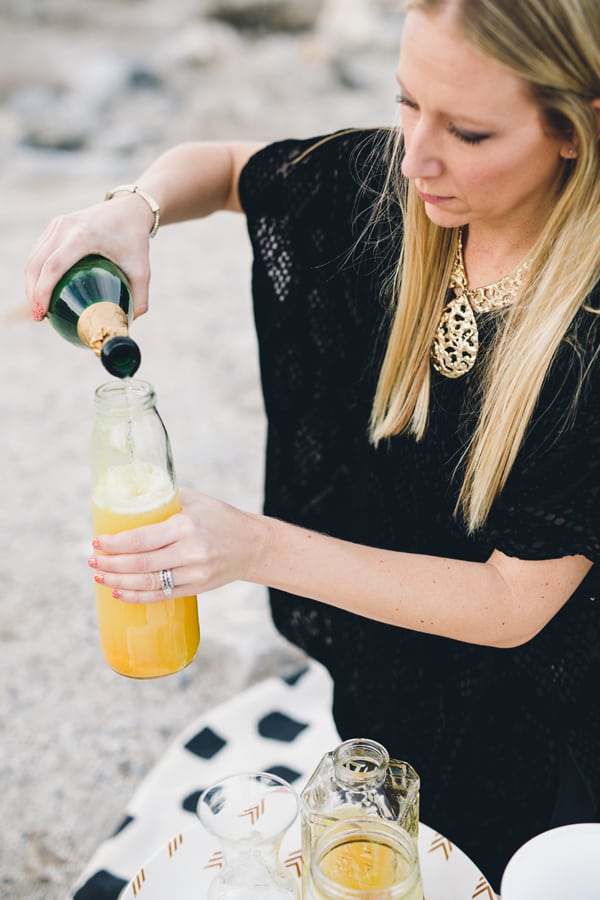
[370,0,600,531]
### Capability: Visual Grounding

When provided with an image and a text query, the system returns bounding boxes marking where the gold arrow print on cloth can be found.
[472,876,495,898]
[130,867,146,897]
[428,833,453,861]
[167,833,184,858]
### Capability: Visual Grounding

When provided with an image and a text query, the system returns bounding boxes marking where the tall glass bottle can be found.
[48,255,141,378]
[91,379,199,678]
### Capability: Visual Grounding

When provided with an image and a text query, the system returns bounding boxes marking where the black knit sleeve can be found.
[238,128,389,239]
[483,307,600,562]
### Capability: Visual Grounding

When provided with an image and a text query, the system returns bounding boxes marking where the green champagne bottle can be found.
[48,255,141,378]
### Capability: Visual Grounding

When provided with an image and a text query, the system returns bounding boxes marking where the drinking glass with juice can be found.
[91,380,199,678]
[307,817,423,900]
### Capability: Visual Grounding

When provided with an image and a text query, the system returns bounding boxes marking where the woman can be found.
[26,0,599,888]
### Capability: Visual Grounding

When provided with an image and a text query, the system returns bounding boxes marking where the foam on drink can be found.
[93,460,175,514]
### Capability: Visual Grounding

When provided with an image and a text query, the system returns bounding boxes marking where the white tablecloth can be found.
[71,660,341,899]
[70,659,498,900]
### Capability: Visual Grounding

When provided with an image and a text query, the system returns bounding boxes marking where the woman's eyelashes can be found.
[395,93,417,109]
[395,94,492,145]
[448,124,492,145]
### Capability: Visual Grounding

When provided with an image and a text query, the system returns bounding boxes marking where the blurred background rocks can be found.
[1,0,402,169]
[0,1,403,897]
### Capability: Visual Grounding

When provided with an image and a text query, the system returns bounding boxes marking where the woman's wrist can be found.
[244,511,277,586]
[104,186,160,237]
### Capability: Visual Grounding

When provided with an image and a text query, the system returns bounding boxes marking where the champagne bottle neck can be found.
[77,301,129,355]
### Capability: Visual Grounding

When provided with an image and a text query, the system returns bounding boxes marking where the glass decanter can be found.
[197,771,300,899]
[300,739,420,893]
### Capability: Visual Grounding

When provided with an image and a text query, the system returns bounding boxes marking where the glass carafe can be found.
[91,379,199,678]
[197,771,300,899]
[300,739,419,893]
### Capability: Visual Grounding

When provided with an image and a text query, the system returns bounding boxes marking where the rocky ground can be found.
[0,2,403,897]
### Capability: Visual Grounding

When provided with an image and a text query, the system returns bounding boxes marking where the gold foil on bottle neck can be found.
[77,302,128,356]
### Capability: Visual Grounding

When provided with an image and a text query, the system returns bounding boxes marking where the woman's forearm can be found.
[134,140,265,224]
[249,514,591,649]
[87,494,591,650]
[26,140,264,315]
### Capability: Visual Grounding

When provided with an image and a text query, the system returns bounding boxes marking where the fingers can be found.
[26,205,105,314]
[91,565,196,605]
[25,198,152,319]
[26,221,68,316]
[89,551,174,578]
[88,512,203,604]
[86,492,250,604]
[28,244,85,318]
[126,262,151,318]
[106,585,196,605]
[92,513,186,556]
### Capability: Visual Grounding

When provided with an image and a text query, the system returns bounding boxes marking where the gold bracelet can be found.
[104,184,161,238]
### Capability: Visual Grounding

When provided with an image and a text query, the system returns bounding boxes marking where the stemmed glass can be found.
[197,771,300,899]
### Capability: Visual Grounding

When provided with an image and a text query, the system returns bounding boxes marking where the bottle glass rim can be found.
[333,738,390,787]
[94,379,155,413]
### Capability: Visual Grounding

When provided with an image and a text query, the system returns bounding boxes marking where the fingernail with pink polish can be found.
[88,557,98,569]
[94,573,105,584]
[112,589,122,600]
[32,302,45,322]
[92,537,101,550]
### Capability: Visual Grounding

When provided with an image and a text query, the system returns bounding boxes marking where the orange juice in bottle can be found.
[91,381,199,678]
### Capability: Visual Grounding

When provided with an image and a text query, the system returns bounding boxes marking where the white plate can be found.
[120,821,494,899]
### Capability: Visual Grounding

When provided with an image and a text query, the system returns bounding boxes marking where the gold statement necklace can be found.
[430,228,530,378]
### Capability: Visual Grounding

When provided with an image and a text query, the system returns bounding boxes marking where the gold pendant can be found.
[430,294,479,379]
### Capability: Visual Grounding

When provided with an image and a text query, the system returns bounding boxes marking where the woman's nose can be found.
[400,123,444,180]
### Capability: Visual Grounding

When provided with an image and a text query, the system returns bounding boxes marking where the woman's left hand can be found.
[88,488,268,603]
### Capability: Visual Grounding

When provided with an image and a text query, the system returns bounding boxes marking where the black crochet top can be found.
[238,129,600,889]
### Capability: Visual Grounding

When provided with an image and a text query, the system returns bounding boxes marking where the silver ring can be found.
[159,568,175,597]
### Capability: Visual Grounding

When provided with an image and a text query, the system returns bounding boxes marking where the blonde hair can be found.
[370,0,600,531]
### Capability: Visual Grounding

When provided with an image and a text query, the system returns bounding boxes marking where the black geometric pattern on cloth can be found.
[264,763,302,784]
[183,726,226,759]
[181,788,205,814]
[283,666,309,686]
[258,710,309,741]
[73,869,127,900]
[111,815,134,837]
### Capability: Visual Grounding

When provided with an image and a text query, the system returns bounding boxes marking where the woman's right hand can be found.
[25,192,155,321]
[25,140,263,321]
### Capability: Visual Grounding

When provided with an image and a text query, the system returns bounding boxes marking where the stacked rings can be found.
[159,568,175,597]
